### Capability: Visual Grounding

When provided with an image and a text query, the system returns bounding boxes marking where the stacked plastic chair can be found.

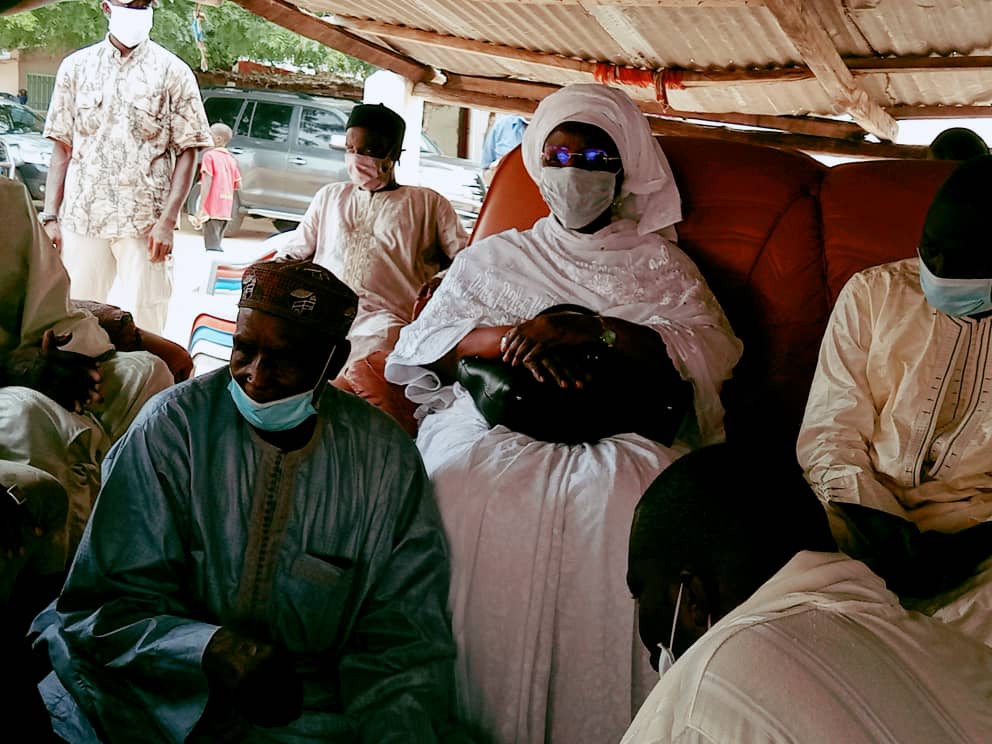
[187,313,236,376]
[205,248,277,295]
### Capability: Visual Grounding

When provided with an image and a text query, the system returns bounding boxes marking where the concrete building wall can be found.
[423,101,460,156]
[0,49,63,110]
[0,51,21,97]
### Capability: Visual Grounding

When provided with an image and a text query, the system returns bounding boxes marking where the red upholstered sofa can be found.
[340,138,957,450]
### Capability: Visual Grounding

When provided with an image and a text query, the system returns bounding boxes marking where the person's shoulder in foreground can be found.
[622,443,992,744]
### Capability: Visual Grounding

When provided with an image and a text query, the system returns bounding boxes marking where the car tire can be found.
[185,183,244,236]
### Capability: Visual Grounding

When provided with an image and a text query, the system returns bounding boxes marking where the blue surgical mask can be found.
[227,376,317,432]
[919,255,992,317]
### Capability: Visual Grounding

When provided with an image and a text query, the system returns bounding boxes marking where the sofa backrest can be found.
[660,138,827,449]
[819,159,955,304]
[471,138,958,450]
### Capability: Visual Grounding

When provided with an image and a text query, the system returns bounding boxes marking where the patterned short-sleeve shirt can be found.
[45,37,212,239]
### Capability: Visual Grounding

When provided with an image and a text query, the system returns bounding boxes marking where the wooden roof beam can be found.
[887,104,992,119]
[455,1,765,6]
[413,81,925,159]
[337,15,992,88]
[334,14,596,75]
[230,0,434,83]
[764,0,897,141]
[443,72,866,140]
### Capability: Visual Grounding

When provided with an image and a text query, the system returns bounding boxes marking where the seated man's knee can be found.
[0,462,69,605]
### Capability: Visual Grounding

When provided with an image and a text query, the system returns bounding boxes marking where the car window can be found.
[204,97,244,131]
[247,102,292,142]
[236,102,253,138]
[297,107,347,149]
[0,102,43,135]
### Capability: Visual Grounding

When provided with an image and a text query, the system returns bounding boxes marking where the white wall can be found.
[362,70,422,185]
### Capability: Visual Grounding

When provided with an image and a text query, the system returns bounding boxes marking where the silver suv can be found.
[193,87,485,233]
[0,99,52,207]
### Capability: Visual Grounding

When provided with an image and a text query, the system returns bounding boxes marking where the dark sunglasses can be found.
[541,145,622,168]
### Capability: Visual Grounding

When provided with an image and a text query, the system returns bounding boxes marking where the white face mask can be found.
[345,152,393,192]
[538,166,617,230]
[107,4,154,48]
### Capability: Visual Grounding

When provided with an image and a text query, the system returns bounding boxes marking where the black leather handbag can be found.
[455,343,691,446]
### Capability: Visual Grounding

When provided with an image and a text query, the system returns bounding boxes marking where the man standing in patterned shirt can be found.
[40,0,212,334]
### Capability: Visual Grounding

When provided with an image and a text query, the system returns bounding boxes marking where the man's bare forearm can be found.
[198,173,212,214]
[43,140,71,215]
[427,326,513,383]
[158,148,199,227]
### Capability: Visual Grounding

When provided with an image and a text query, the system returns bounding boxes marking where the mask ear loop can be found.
[669,582,683,652]
[310,343,339,408]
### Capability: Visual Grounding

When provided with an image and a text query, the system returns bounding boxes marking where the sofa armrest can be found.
[332,351,417,436]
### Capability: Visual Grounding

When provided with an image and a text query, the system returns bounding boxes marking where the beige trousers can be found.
[61,229,173,335]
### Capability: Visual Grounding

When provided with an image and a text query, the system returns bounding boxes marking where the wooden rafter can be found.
[413,81,926,159]
[443,73,866,140]
[336,15,595,75]
[764,0,897,141]
[230,0,434,83]
[335,15,992,86]
[887,104,992,119]
[446,0,766,5]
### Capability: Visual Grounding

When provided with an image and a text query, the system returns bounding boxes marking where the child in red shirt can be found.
[196,123,242,251]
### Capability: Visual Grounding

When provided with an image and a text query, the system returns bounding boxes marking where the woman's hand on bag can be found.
[500,313,600,369]
[527,351,594,388]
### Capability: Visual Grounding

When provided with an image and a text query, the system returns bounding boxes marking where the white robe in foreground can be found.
[279,182,467,361]
[386,215,742,744]
[622,552,992,744]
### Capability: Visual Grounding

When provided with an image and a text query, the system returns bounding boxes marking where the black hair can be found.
[630,443,834,591]
[346,103,405,151]
[920,155,992,278]
[929,127,989,161]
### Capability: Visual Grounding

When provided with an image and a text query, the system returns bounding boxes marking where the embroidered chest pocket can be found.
[130,93,166,143]
[75,89,103,137]
[276,553,357,654]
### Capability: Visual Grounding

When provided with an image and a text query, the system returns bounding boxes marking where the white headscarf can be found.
[522,83,682,237]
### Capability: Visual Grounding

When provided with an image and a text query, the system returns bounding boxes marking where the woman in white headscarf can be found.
[386,84,742,744]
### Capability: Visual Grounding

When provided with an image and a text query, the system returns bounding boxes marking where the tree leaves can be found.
[0,0,374,77]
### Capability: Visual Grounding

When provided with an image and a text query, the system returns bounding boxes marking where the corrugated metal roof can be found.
[288,0,992,137]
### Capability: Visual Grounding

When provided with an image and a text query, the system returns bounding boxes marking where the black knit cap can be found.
[346,103,406,147]
[239,260,357,338]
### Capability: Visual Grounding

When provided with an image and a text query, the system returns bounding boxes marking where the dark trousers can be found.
[203,219,229,251]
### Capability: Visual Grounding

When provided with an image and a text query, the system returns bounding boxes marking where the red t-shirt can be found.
[200,148,242,220]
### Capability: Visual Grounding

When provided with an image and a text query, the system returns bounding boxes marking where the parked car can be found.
[192,86,486,234]
[0,99,52,207]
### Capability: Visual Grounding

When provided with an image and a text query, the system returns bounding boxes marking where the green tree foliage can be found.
[0,0,374,77]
